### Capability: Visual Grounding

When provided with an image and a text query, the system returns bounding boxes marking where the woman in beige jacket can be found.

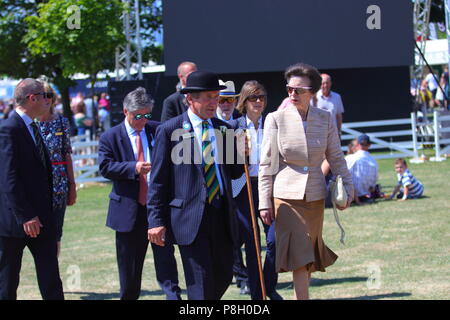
[259,63,354,300]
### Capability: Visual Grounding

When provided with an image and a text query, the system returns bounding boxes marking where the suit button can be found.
[303,166,308,171]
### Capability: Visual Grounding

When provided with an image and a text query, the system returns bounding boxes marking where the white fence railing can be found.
[341,115,417,160]
[71,132,108,184]
[431,110,450,161]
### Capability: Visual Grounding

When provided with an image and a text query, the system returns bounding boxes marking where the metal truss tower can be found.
[115,0,143,81]
[411,0,432,97]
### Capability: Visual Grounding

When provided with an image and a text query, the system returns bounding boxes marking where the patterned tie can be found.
[202,121,220,205]
[30,122,48,170]
[135,130,148,206]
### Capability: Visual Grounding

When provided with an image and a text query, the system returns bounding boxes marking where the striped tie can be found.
[30,122,48,170]
[202,120,220,205]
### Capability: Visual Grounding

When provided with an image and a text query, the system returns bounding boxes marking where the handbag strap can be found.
[332,202,346,245]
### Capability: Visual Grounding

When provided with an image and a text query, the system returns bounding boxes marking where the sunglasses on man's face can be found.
[219,97,236,104]
[28,92,54,100]
[286,85,312,95]
[133,113,152,120]
[247,95,266,102]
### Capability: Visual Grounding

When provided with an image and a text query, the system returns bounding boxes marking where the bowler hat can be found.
[180,71,227,94]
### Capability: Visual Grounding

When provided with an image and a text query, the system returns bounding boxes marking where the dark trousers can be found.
[115,205,149,300]
[178,201,234,300]
[116,205,181,300]
[232,247,248,284]
[235,178,278,300]
[0,235,64,300]
[150,240,182,300]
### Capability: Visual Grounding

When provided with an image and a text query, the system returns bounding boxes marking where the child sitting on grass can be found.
[388,158,424,201]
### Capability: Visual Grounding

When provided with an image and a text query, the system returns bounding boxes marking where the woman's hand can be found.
[336,196,352,211]
[260,208,275,225]
[67,182,77,206]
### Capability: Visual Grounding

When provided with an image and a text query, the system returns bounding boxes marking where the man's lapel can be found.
[144,124,155,154]
[181,112,202,170]
[119,121,136,161]
[13,112,49,170]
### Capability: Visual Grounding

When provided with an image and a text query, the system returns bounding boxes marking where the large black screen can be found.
[163,0,413,75]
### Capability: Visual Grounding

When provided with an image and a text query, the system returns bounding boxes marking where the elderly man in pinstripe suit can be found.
[147,71,245,300]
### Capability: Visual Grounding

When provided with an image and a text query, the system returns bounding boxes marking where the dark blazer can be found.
[0,111,53,238]
[147,112,244,246]
[98,120,159,232]
[160,91,188,122]
[229,114,265,131]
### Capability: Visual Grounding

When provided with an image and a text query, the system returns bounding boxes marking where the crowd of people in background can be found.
[414,65,450,118]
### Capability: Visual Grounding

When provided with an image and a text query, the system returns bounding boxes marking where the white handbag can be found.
[329,175,347,244]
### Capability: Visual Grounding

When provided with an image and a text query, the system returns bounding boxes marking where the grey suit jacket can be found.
[258,104,353,210]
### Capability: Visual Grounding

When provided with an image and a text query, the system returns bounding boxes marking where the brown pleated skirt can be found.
[274,198,338,273]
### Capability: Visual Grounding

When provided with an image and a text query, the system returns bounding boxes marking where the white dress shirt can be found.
[187,109,224,195]
[124,119,151,183]
[246,116,263,177]
[216,110,233,123]
[15,109,38,144]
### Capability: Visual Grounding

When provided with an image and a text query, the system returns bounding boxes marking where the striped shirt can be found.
[397,169,424,198]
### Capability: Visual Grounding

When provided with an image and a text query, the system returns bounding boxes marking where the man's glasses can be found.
[286,85,312,95]
[247,95,266,102]
[28,92,54,99]
[133,113,152,120]
[219,97,236,104]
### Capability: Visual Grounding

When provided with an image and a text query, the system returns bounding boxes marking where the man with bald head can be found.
[161,61,198,122]
[316,74,345,134]
[0,78,64,300]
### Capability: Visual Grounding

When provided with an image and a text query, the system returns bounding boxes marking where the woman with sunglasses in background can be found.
[38,80,77,257]
[258,63,354,300]
[231,80,282,300]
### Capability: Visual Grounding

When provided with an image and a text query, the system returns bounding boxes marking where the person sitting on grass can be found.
[388,158,424,201]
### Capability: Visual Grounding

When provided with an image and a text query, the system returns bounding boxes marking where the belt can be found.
[52,161,68,165]
[250,176,258,182]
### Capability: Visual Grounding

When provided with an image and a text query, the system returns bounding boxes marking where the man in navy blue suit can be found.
[0,78,64,300]
[148,71,246,300]
[99,87,181,300]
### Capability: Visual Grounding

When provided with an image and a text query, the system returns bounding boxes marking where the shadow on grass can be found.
[334,292,412,300]
[276,276,367,290]
[310,277,367,287]
[65,289,186,300]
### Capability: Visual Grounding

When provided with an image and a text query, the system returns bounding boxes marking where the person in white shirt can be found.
[315,74,345,133]
[345,134,378,205]
[425,71,439,99]
[231,80,282,300]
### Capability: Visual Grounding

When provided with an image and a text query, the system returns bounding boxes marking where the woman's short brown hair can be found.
[284,63,322,94]
[236,80,267,114]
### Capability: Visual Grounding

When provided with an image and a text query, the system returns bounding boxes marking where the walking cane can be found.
[243,129,267,300]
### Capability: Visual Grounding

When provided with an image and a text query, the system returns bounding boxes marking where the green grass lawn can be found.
[16,155,450,300]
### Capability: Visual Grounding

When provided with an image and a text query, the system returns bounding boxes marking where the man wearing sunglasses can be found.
[99,87,181,300]
[0,78,64,300]
[216,80,241,123]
